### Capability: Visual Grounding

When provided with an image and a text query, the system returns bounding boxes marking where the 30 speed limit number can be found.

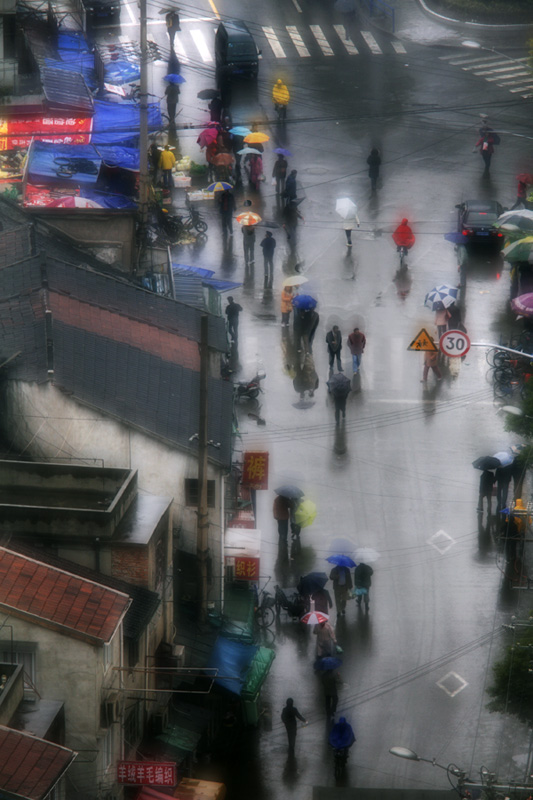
[439,330,471,357]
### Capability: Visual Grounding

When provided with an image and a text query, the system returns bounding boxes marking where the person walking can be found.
[478,469,495,515]
[367,147,381,192]
[347,327,366,374]
[242,224,256,266]
[165,82,180,123]
[225,296,242,342]
[281,285,293,327]
[249,154,263,192]
[421,349,442,383]
[511,176,529,210]
[281,698,307,755]
[353,562,373,608]
[272,154,288,196]
[311,586,333,615]
[435,304,450,340]
[343,204,360,247]
[284,169,298,205]
[475,131,495,173]
[218,189,235,237]
[314,619,337,658]
[328,373,351,425]
[158,144,176,190]
[208,95,223,123]
[273,493,291,543]
[165,9,181,49]
[294,308,319,354]
[321,668,340,720]
[329,564,353,616]
[260,231,276,287]
[326,326,343,372]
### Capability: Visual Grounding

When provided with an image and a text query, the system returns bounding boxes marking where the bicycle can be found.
[397,245,409,271]
[254,582,276,628]
[176,196,208,234]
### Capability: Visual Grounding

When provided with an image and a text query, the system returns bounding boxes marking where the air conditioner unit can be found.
[101,692,120,726]
[172,644,185,667]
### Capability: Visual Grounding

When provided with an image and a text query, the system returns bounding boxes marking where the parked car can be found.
[215,20,260,79]
[456,199,506,247]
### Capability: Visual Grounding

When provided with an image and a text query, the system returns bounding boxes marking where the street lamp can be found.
[389,747,466,793]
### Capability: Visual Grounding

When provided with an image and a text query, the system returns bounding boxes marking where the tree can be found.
[487,620,533,723]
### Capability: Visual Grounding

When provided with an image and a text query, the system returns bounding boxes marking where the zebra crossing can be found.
[148,20,407,63]
[439,52,533,100]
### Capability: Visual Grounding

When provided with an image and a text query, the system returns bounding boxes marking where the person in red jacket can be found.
[392,218,415,250]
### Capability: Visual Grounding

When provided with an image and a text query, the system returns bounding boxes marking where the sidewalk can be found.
[358,0,532,47]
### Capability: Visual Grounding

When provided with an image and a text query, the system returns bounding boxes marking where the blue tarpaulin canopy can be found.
[207,636,258,696]
[92,100,162,144]
[172,263,242,292]
[27,141,140,185]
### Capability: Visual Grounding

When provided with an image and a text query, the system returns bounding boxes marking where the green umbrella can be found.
[502,236,533,263]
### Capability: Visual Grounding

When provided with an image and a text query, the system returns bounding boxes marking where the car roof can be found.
[463,200,500,212]
[218,19,254,37]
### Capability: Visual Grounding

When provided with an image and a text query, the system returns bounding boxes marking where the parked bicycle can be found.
[254,580,276,628]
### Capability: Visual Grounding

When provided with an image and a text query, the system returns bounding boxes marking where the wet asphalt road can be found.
[98,0,533,793]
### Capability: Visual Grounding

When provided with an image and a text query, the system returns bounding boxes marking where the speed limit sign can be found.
[439,329,471,357]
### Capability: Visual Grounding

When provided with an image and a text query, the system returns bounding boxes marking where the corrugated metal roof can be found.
[41,66,94,113]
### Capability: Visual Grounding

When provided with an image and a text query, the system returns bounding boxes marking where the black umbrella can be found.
[328,373,351,398]
[197,88,220,100]
[472,456,501,471]
[275,485,304,500]
[297,572,328,596]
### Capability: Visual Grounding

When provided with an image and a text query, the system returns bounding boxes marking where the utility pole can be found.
[138,0,149,234]
[197,315,210,623]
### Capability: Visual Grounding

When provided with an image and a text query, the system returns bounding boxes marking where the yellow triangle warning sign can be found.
[408,328,438,352]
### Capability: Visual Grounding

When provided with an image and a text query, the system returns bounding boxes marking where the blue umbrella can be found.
[292,294,317,311]
[445,231,468,245]
[314,657,342,671]
[164,73,186,84]
[229,126,252,137]
[424,284,459,311]
[274,147,293,157]
[327,554,356,568]
[493,450,514,467]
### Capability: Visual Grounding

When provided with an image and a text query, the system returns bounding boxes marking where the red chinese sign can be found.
[234,556,260,580]
[242,451,269,490]
[117,761,177,786]
[0,114,93,150]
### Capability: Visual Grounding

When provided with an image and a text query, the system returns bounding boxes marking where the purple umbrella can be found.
[292,294,317,310]
[274,147,293,157]
[511,293,533,318]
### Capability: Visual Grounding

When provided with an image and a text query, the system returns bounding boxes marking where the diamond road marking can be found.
[427,529,456,554]
[437,671,468,697]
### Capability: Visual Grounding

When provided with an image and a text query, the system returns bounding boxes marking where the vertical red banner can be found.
[242,451,269,490]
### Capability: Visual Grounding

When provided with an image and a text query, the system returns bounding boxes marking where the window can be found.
[124,705,141,749]
[185,479,215,508]
[0,642,36,686]
[102,728,113,771]
[103,643,112,673]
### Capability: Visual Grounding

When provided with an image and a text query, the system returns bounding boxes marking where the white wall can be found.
[1,381,224,607]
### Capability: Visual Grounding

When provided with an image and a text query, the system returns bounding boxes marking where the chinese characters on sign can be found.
[234,556,260,581]
[117,762,177,786]
[242,451,269,490]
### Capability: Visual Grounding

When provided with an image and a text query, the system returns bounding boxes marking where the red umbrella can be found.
[517,174,533,185]
[197,127,219,149]
[301,611,329,625]
[212,152,234,166]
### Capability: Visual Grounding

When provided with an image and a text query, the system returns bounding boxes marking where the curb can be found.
[416,0,533,31]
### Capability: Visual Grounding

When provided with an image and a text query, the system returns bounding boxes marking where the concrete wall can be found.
[1,381,224,609]
[2,616,123,800]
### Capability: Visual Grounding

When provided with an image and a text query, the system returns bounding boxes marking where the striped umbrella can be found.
[502,236,533,263]
[496,209,533,233]
[236,212,261,226]
[424,284,459,311]
[206,181,233,192]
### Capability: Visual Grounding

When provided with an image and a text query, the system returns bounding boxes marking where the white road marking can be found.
[436,672,468,698]
[291,0,302,11]
[427,529,456,555]
[286,26,310,57]
[391,40,406,54]
[172,32,189,63]
[360,30,382,54]
[310,24,334,56]
[510,83,533,93]
[461,58,514,70]
[447,55,505,66]
[333,24,358,55]
[473,62,528,75]
[262,26,287,58]
[488,72,532,83]
[190,29,212,61]
[124,1,136,24]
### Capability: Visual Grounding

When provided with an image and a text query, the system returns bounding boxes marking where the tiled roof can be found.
[7,541,160,641]
[0,726,75,800]
[0,547,131,645]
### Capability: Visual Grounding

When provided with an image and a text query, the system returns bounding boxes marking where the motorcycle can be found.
[233,371,266,401]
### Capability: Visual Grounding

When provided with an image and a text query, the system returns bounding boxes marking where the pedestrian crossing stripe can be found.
[439,52,532,99]
[408,328,438,352]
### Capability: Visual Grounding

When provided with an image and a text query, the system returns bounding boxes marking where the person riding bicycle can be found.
[273,79,290,119]
[392,218,415,252]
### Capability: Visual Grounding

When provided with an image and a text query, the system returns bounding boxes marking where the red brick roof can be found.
[0,726,75,800]
[0,548,131,645]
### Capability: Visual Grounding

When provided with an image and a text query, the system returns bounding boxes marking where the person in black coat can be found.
[478,470,495,515]
[367,147,381,192]
[281,698,307,755]
[294,309,319,354]
[225,296,242,342]
[218,189,235,237]
[260,231,276,286]
[326,326,343,372]
[272,154,288,196]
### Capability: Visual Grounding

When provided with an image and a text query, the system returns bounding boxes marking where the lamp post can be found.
[389,747,466,793]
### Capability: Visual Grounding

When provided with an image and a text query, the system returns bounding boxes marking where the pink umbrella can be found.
[47,196,102,208]
[301,611,329,625]
[197,126,219,149]
[511,293,533,318]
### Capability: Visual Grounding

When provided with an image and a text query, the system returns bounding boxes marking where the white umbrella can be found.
[353,546,380,564]
[327,536,357,556]
[493,450,514,467]
[282,275,308,287]
[335,197,357,220]
[237,147,262,156]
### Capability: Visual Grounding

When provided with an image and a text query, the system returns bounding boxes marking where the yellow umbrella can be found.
[244,132,270,144]
[295,498,317,528]
[236,212,262,226]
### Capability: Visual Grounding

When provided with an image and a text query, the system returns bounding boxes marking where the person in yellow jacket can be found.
[272,79,290,120]
[281,285,294,327]
[158,145,176,189]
